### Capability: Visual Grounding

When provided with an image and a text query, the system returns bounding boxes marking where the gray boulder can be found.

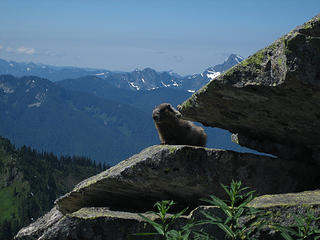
[55,145,319,215]
[15,190,320,240]
[248,190,320,239]
[15,207,160,240]
[178,14,320,161]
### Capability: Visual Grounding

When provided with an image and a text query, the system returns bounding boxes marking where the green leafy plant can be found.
[198,180,267,240]
[134,181,320,240]
[166,223,194,240]
[273,210,320,240]
[134,200,189,240]
[192,231,216,240]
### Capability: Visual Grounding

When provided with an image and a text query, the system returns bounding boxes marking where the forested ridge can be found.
[0,74,157,165]
[0,136,107,239]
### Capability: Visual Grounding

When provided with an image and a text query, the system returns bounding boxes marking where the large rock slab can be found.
[14,207,161,240]
[15,206,209,240]
[178,14,320,159]
[16,190,320,240]
[55,145,320,215]
[250,189,320,208]
[16,206,232,240]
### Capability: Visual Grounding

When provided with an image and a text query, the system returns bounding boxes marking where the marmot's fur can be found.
[152,103,207,147]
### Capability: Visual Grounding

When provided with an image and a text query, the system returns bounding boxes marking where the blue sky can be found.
[0,0,319,75]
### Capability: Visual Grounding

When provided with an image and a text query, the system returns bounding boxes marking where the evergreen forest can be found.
[0,136,107,239]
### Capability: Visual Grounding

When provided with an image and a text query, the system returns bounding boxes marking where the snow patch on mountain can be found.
[161,81,170,87]
[0,83,14,94]
[235,55,244,63]
[206,71,221,80]
[28,102,42,108]
[129,82,140,90]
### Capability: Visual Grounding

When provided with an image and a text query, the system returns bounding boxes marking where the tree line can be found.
[0,136,109,239]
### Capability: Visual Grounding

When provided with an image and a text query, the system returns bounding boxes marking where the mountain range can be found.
[0,54,254,165]
[0,75,157,165]
[0,58,111,82]
[0,54,244,92]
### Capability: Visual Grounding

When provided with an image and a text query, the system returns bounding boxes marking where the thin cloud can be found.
[155,50,166,55]
[6,47,14,53]
[17,47,35,55]
[173,55,184,63]
[5,46,36,55]
[0,45,3,50]
[43,50,65,57]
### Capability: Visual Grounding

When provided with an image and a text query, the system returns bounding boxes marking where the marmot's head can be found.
[152,103,181,123]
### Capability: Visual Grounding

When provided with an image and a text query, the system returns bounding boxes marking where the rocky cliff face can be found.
[15,145,320,240]
[178,14,320,163]
[15,14,320,240]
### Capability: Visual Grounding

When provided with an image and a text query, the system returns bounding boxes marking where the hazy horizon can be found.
[0,0,319,75]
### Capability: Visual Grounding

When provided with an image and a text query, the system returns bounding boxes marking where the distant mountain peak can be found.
[225,54,244,65]
[199,54,244,81]
[227,53,244,60]
[142,67,154,71]
[204,54,244,77]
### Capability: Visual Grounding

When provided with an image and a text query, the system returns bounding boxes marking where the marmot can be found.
[152,103,207,147]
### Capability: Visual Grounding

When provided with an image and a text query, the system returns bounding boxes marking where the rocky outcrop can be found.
[249,190,320,238]
[16,190,320,240]
[55,145,319,215]
[15,143,320,239]
[16,205,216,240]
[178,14,320,162]
[15,207,161,240]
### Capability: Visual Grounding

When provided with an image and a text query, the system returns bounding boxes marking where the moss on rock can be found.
[249,190,320,209]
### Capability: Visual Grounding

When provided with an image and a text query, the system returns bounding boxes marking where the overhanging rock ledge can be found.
[178,14,320,162]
